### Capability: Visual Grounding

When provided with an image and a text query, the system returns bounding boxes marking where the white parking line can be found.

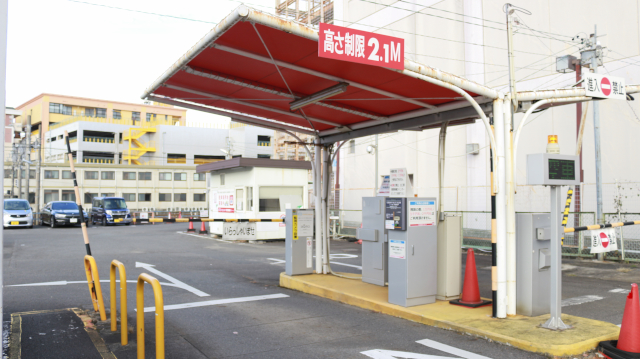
[610,288,631,294]
[138,293,290,312]
[362,338,493,359]
[561,295,603,307]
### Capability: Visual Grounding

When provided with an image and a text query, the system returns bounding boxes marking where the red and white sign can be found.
[590,227,618,253]
[318,23,404,70]
[584,73,626,100]
[216,189,235,213]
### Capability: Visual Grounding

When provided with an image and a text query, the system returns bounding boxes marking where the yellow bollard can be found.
[137,273,164,359]
[84,255,107,321]
[110,260,128,345]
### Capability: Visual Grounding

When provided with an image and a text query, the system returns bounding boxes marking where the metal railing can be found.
[167,157,186,164]
[137,273,164,359]
[110,260,128,346]
[83,136,115,143]
[258,141,271,146]
[84,255,106,321]
[83,157,114,164]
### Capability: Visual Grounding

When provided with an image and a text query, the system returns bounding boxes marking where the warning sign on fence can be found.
[589,227,618,253]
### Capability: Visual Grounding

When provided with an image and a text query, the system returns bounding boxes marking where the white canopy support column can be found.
[493,97,507,318]
[503,95,516,316]
[314,138,323,274]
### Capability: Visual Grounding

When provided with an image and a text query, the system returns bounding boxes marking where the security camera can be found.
[366,145,376,154]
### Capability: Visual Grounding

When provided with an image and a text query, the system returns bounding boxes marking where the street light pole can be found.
[590,25,605,260]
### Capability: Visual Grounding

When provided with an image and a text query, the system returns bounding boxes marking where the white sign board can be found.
[389,168,410,197]
[306,238,313,268]
[584,73,626,100]
[408,200,436,227]
[200,209,209,218]
[216,189,235,213]
[139,212,149,220]
[589,227,618,253]
[222,222,257,241]
[377,175,390,196]
[389,239,406,259]
[297,213,314,237]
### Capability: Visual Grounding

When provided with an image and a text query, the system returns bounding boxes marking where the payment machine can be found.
[386,197,438,307]
[357,197,388,286]
[516,213,552,316]
[285,208,315,276]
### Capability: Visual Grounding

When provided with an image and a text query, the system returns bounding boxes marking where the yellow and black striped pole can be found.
[560,189,573,245]
[490,125,497,318]
[564,220,640,233]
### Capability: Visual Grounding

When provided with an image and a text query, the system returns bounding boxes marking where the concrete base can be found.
[280,273,620,357]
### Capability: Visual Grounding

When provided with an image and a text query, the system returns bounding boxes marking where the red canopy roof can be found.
[142,6,499,143]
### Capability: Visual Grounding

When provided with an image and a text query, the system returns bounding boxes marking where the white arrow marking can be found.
[416,339,493,359]
[267,258,286,265]
[135,262,209,297]
[138,293,289,312]
[361,350,452,359]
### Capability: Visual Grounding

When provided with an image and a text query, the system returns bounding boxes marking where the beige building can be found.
[4,162,208,211]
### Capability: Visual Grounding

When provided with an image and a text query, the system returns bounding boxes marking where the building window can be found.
[44,190,59,203]
[139,172,151,180]
[194,173,205,181]
[101,193,114,197]
[96,108,107,118]
[236,188,244,211]
[220,174,225,186]
[84,193,98,204]
[113,110,121,119]
[123,193,136,202]
[49,103,72,115]
[146,113,156,122]
[123,172,136,180]
[101,171,115,180]
[28,193,35,204]
[159,193,171,202]
[349,140,355,154]
[132,112,140,121]
[159,172,171,181]
[61,190,76,202]
[167,153,186,164]
[138,193,151,202]
[173,172,186,181]
[247,186,253,209]
[194,193,206,202]
[257,135,271,146]
[85,171,98,180]
[44,170,59,179]
[257,154,271,159]
[85,108,95,117]
[174,193,186,202]
[3,168,10,178]
[29,170,35,179]
[62,170,72,179]
[259,186,303,212]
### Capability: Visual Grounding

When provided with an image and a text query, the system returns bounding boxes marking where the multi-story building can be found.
[275,0,333,25]
[6,93,274,211]
[272,131,313,161]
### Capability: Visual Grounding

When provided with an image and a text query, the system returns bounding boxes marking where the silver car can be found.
[3,199,33,229]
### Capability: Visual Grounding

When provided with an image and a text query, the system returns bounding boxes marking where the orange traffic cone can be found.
[199,221,208,234]
[450,249,492,308]
[187,220,195,233]
[598,283,640,357]
[168,211,171,220]
[357,223,363,244]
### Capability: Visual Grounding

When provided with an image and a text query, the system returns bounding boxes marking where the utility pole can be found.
[10,144,15,197]
[589,25,604,259]
[505,3,518,113]
[17,139,23,199]
[35,138,41,223]
[26,115,31,204]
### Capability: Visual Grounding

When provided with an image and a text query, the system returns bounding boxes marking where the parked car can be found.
[91,197,132,226]
[41,201,88,228]
[3,199,33,229]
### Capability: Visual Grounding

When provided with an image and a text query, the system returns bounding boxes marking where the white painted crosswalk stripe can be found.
[561,295,603,307]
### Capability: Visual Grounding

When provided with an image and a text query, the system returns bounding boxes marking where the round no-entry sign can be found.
[600,232,609,248]
[601,77,612,96]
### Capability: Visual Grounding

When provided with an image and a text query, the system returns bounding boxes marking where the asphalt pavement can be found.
[2,223,638,358]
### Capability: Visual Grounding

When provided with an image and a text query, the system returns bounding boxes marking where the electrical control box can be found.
[516,213,554,316]
[285,209,314,276]
[387,197,438,307]
[527,153,580,186]
[357,197,388,286]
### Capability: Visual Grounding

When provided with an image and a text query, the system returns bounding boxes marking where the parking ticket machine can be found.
[386,197,438,307]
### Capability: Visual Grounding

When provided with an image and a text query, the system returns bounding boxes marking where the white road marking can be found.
[267,258,286,265]
[610,288,631,294]
[361,349,451,359]
[138,293,289,312]
[417,339,493,359]
[8,279,181,289]
[362,339,493,359]
[561,295,603,307]
[136,262,210,297]
[178,231,247,244]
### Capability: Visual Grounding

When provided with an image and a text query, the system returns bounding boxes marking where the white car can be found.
[3,199,33,229]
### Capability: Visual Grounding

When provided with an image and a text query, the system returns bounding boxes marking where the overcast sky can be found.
[7,0,277,124]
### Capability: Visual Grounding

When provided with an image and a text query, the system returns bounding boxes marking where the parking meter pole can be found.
[542,185,570,330]
[65,130,92,256]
